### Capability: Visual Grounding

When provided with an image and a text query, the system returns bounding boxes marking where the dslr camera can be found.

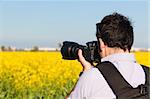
[60,41,101,63]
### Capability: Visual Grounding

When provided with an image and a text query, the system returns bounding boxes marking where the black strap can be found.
[96,61,133,97]
[141,65,149,85]
[141,65,150,96]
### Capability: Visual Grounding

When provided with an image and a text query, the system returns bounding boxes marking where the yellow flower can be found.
[0,51,149,98]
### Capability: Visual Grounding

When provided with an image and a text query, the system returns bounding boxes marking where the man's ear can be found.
[99,39,106,48]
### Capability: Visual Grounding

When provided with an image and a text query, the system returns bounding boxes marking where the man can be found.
[67,13,146,99]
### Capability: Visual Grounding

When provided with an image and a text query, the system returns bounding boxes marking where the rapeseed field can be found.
[0,51,149,99]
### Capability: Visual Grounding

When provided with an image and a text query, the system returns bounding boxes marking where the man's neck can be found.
[107,47,129,56]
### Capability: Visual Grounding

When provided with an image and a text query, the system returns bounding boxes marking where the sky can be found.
[0,0,149,49]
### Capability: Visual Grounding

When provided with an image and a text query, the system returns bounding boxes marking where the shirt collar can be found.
[101,53,136,63]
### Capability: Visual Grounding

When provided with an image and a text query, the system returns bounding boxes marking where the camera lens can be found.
[61,41,80,60]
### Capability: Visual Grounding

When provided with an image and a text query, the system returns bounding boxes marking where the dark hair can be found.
[96,13,134,51]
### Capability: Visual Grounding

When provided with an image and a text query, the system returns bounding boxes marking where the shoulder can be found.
[72,67,107,94]
[79,67,104,83]
[69,67,116,98]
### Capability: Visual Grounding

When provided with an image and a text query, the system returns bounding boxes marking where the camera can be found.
[60,41,101,63]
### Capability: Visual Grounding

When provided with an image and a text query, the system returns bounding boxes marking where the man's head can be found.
[96,13,134,57]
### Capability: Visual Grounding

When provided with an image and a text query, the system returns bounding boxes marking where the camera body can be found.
[61,41,101,63]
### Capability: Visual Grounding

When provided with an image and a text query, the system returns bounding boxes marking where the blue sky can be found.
[0,0,149,48]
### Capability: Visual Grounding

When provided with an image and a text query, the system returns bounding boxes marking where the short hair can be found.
[96,13,134,51]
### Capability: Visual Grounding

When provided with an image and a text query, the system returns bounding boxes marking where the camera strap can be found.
[96,61,131,96]
[96,61,149,98]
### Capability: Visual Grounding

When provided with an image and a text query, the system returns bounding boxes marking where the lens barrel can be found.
[61,41,80,60]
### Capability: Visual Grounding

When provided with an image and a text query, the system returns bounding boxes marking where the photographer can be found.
[67,13,146,99]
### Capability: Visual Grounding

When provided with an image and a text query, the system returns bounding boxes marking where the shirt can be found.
[68,53,145,99]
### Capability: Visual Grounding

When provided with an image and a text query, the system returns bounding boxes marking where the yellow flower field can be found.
[0,51,149,99]
[134,51,150,66]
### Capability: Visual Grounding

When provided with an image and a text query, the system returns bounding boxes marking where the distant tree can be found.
[1,46,6,51]
[58,42,62,48]
[8,46,12,51]
[31,46,39,51]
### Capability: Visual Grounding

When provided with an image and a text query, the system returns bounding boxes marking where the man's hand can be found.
[78,49,92,71]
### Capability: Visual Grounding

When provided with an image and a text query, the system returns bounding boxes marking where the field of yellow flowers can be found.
[0,51,149,99]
